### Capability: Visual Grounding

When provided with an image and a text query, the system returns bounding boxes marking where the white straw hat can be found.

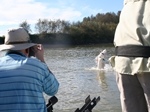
[0,27,36,51]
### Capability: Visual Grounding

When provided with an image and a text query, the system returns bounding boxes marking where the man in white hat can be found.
[0,27,59,112]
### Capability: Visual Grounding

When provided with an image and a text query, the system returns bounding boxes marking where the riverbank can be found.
[42,43,114,48]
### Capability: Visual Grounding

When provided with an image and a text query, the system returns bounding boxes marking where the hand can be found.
[32,44,54,75]
[32,44,45,63]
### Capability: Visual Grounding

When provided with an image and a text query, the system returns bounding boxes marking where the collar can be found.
[6,50,26,57]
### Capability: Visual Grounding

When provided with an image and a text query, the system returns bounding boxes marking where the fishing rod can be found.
[47,95,100,112]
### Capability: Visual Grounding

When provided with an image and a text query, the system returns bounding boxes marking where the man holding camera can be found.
[0,27,59,112]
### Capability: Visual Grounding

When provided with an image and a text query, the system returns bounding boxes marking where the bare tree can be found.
[19,20,32,33]
[35,19,49,34]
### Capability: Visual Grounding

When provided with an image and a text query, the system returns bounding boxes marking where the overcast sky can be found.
[0,0,123,36]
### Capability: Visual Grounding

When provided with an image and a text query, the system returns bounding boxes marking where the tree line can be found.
[0,11,121,46]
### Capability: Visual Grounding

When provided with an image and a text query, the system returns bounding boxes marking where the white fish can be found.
[95,49,107,69]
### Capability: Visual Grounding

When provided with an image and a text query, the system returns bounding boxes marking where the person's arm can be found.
[31,44,59,96]
[32,44,54,74]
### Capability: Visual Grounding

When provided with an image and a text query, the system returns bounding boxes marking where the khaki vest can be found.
[109,0,150,75]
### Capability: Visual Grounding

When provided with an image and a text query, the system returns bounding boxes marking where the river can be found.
[0,44,121,112]
[43,44,121,112]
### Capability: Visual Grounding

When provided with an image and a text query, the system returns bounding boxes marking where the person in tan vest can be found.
[109,0,150,112]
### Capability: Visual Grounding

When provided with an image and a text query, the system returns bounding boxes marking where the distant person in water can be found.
[95,49,107,69]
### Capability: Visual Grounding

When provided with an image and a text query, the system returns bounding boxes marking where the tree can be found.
[19,20,32,33]
[35,19,71,34]
[35,19,49,34]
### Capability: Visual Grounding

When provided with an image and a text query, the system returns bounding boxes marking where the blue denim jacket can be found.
[0,51,59,112]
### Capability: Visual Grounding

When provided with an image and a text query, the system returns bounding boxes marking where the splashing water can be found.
[85,63,113,72]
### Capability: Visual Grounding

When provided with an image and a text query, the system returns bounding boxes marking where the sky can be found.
[0,0,123,36]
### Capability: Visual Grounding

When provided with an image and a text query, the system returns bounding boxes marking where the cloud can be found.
[0,0,83,26]
[0,0,43,25]
[0,0,103,36]
[81,5,102,16]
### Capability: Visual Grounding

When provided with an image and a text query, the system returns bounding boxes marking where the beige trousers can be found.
[116,72,150,112]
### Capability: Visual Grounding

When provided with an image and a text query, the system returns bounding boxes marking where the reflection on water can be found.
[0,45,121,112]
[97,70,108,91]
[43,45,121,112]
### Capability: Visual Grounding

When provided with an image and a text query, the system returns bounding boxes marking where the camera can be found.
[29,47,35,57]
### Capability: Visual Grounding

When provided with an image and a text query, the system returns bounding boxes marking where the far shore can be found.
[42,43,114,48]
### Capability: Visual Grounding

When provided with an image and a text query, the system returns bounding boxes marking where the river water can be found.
[0,44,121,112]
[43,44,121,112]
